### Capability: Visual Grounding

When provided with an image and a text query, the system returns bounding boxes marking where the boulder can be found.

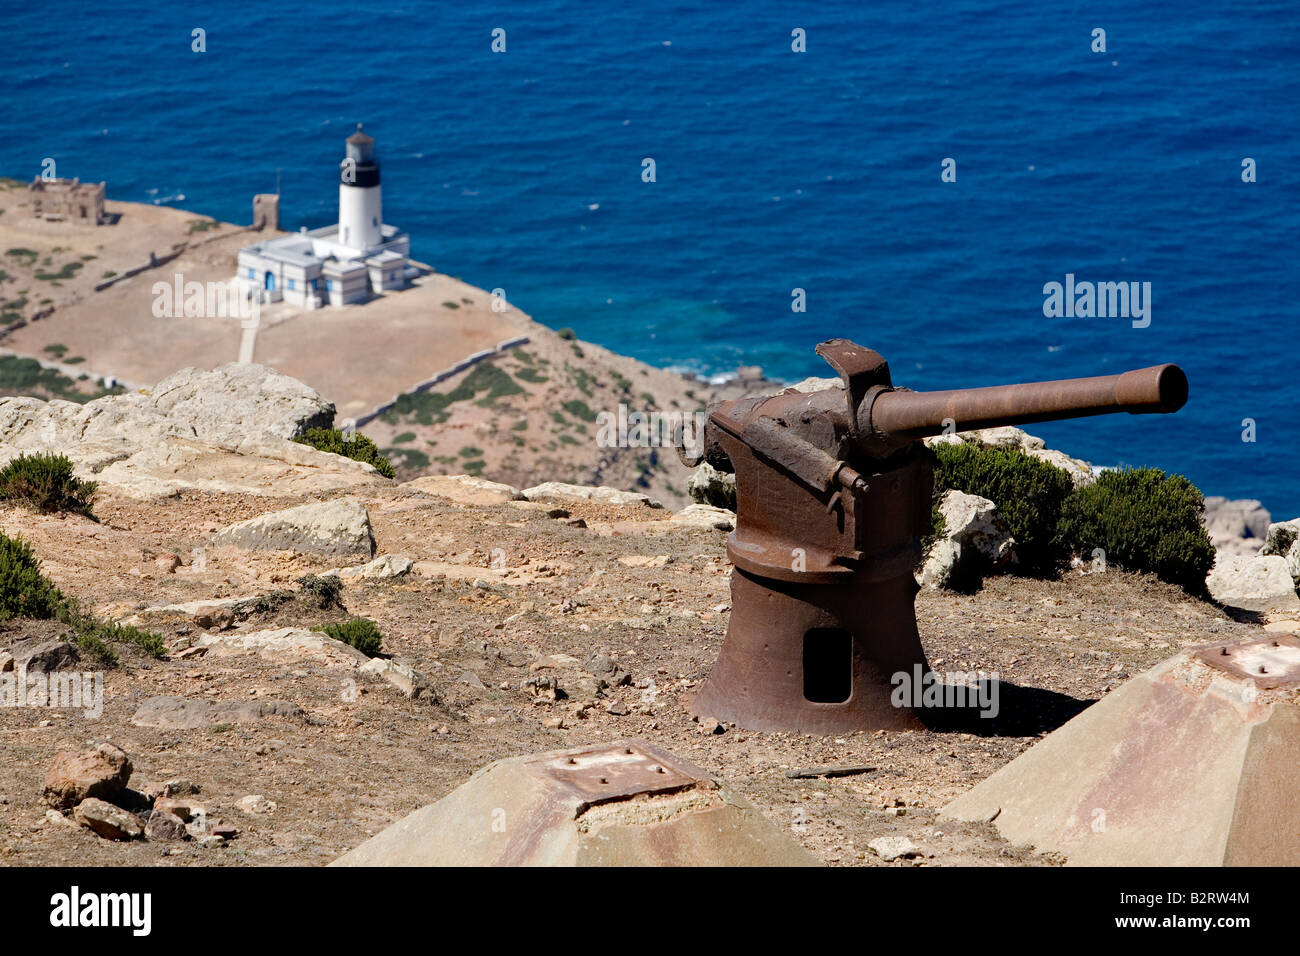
[687,462,737,511]
[868,836,920,862]
[74,798,145,841]
[0,364,385,499]
[8,639,80,674]
[195,627,371,668]
[357,657,435,701]
[522,481,662,509]
[42,743,133,811]
[917,490,1016,590]
[144,809,188,842]
[668,504,736,531]
[917,538,963,591]
[140,363,334,442]
[1206,554,1299,612]
[1262,518,1300,583]
[130,695,305,730]
[1203,496,1272,556]
[338,554,413,582]
[402,474,524,505]
[211,499,375,559]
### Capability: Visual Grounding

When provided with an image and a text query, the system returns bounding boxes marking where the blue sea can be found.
[4,1,1297,514]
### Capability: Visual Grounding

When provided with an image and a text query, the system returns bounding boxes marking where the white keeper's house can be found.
[235,124,415,309]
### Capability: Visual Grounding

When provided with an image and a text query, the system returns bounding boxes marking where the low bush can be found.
[316,616,383,656]
[1057,467,1216,594]
[0,530,163,661]
[293,427,396,478]
[0,452,97,516]
[0,531,64,620]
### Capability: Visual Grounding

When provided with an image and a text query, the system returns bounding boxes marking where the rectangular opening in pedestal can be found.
[803,628,852,703]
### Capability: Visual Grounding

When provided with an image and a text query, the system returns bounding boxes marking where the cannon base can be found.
[691,568,928,734]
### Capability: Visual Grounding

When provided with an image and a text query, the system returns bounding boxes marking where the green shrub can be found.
[316,616,383,656]
[932,442,1075,575]
[0,356,124,403]
[556,327,576,340]
[387,447,430,469]
[0,452,97,516]
[59,609,166,659]
[1057,467,1216,594]
[383,362,524,426]
[293,427,395,478]
[561,399,597,422]
[0,531,163,659]
[35,261,82,281]
[0,532,64,620]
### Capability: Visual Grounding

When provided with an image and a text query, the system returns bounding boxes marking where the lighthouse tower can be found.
[338,123,382,251]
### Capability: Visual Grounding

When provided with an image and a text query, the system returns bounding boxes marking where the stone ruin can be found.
[28,177,106,224]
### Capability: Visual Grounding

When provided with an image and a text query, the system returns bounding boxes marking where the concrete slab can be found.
[330,739,820,867]
[940,634,1300,866]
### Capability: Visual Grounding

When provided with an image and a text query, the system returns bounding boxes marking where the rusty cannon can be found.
[683,339,1188,734]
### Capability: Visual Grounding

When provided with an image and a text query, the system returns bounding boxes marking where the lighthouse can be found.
[236,123,413,309]
[339,123,382,251]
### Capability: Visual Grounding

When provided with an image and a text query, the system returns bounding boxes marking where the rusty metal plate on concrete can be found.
[522,741,711,806]
[1197,634,1300,690]
[331,738,817,866]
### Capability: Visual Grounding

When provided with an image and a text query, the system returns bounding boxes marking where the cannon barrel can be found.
[866,363,1188,442]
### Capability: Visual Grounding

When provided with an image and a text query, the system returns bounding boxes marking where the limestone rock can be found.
[1203,496,1271,556]
[787,376,842,394]
[687,462,737,511]
[402,474,524,505]
[522,481,662,509]
[357,657,435,700]
[191,603,236,631]
[670,503,735,531]
[130,695,305,729]
[196,627,371,668]
[339,554,413,582]
[917,490,1016,590]
[237,794,278,814]
[1206,554,1299,612]
[141,363,334,442]
[211,499,375,559]
[868,836,919,862]
[74,797,145,841]
[1262,518,1300,583]
[0,364,385,499]
[43,743,133,811]
[917,538,964,591]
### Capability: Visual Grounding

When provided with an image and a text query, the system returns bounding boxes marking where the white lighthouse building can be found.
[235,124,414,309]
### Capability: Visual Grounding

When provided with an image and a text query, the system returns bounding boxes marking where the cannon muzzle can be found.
[866,362,1188,443]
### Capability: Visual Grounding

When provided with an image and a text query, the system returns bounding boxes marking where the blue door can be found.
[264,272,275,291]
